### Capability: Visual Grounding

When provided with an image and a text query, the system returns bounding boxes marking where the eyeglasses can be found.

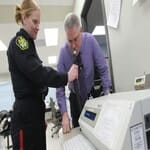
[68,33,80,44]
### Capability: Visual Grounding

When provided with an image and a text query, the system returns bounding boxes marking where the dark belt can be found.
[15,93,45,101]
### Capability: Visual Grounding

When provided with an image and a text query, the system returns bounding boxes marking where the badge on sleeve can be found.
[16,36,29,50]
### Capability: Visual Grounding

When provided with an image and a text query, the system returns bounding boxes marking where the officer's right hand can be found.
[68,64,78,82]
[62,112,71,134]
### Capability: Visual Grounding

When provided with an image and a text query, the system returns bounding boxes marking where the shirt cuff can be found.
[60,103,67,114]
[104,89,110,95]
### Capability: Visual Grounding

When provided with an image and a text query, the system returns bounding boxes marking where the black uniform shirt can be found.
[7,28,68,100]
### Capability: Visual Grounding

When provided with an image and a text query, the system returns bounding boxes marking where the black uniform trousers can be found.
[11,97,46,150]
[69,92,88,128]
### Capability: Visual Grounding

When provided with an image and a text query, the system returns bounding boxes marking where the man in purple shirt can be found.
[56,13,111,133]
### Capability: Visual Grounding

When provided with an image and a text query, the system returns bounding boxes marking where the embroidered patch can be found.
[16,36,29,50]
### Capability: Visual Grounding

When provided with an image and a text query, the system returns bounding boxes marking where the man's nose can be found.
[37,26,39,31]
[71,43,76,49]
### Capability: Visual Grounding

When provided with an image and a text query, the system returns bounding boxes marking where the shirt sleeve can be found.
[56,48,67,114]
[91,36,111,94]
[12,41,68,88]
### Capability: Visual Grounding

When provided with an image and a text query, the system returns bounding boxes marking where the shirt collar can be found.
[17,28,33,41]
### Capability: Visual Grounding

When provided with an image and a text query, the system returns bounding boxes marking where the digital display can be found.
[84,110,96,121]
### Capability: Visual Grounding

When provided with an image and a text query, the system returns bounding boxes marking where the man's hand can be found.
[62,112,71,134]
[68,64,78,82]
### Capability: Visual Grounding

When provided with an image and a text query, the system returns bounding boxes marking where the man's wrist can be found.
[104,89,110,95]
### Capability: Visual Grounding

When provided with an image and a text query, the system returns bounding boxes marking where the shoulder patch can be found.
[16,36,29,50]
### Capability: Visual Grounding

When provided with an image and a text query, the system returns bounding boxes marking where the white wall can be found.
[73,0,85,16]
[104,0,150,92]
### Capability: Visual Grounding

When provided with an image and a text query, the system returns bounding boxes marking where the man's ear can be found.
[80,27,83,32]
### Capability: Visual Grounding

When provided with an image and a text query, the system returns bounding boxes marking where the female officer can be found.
[7,0,78,149]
